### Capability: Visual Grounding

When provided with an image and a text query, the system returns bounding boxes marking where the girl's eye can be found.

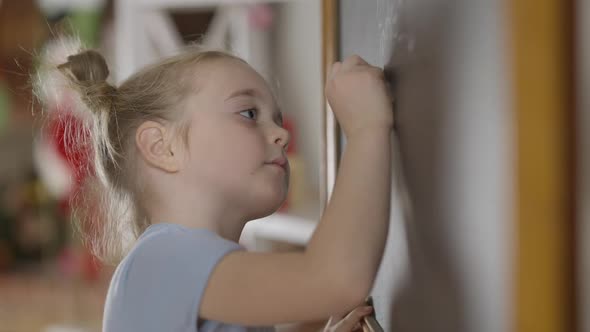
[239,109,257,121]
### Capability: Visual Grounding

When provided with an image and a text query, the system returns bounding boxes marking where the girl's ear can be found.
[135,120,182,173]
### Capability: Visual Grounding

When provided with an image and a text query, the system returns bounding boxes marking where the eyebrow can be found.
[226,88,284,126]
[224,88,261,101]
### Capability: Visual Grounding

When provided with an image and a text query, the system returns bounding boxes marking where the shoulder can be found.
[109,223,245,292]
[103,223,246,331]
[129,223,244,269]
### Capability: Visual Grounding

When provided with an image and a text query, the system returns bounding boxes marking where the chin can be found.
[246,192,287,220]
[241,176,288,219]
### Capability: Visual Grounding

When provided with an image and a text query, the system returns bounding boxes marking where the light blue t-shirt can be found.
[103,223,275,332]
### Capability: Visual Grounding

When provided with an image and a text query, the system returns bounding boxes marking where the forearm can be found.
[275,320,327,332]
[306,129,392,295]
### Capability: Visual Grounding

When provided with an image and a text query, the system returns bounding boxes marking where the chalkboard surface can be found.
[338,1,511,331]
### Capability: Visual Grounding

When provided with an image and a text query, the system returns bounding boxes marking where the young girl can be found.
[37,42,393,331]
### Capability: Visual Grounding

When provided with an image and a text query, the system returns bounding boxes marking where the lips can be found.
[267,156,288,171]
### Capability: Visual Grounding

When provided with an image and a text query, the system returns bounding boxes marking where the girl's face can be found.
[179,58,290,220]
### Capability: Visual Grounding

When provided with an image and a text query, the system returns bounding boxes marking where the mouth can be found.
[266,156,288,171]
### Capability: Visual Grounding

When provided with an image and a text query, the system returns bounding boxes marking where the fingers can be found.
[329,54,371,80]
[329,306,373,331]
[342,54,369,69]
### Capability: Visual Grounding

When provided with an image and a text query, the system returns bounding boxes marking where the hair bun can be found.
[58,50,110,85]
[57,49,116,113]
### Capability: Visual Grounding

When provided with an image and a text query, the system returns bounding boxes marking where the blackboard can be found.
[336,1,511,331]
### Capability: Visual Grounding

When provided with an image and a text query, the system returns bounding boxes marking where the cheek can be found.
[187,119,266,179]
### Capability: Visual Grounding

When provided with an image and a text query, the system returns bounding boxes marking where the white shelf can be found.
[240,213,317,249]
[134,0,293,9]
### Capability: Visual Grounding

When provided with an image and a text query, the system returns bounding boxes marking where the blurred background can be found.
[0,0,324,330]
[0,0,588,331]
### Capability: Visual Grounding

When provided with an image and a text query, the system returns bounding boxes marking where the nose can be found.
[270,124,291,150]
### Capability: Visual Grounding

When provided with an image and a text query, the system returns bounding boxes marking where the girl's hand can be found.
[325,55,394,139]
[322,305,373,332]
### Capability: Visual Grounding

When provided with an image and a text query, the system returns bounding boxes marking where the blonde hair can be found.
[34,39,240,265]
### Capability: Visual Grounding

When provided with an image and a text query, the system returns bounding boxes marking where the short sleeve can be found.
[104,228,243,332]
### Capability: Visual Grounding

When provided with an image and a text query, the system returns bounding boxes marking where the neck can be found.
[147,188,247,243]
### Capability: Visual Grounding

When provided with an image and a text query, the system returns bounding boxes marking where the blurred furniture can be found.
[113,0,293,84]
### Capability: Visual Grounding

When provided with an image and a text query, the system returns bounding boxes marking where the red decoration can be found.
[248,4,274,30]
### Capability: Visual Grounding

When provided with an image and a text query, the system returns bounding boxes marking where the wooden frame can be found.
[578,0,589,330]
[510,0,578,330]
[320,0,341,211]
